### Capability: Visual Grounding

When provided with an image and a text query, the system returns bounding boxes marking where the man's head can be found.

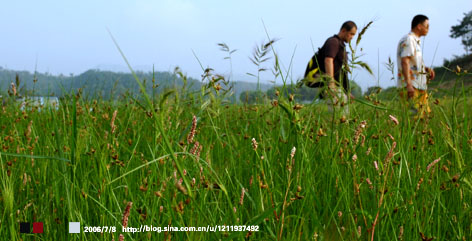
[338,21,357,43]
[411,14,429,36]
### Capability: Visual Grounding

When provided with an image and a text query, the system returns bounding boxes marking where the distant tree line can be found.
[239,81,363,104]
[1,67,364,104]
[0,68,201,100]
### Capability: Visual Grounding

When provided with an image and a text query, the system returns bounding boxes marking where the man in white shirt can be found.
[397,14,435,117]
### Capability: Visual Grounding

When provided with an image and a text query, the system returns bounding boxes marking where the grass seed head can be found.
[176,182,188,195]
[417,178,424,190]
[366,178,373,189]
[389,114,399,125]
[353,121,367,144]
[239,188,245,205]
[398,226,404,240]
[352,154,358,162]
[452,173,460,182]
[290,146,296,161]
[24,120,33,141]
[11,82,17,96]
[187,115,197,144]
[111,110,118,134]
[122,202,133,228]
[190,141,200,155]
[427,158,441,172]
[251,138,258,151]
[384,142,397,164]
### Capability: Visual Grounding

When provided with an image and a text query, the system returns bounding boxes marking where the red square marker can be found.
[33,222,43,233]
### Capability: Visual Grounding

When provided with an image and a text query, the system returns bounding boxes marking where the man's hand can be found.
[406,84,415,99]
[328,80,336,90]
[426,67,435,81]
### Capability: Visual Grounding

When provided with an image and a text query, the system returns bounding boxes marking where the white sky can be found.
[1,0,470,91]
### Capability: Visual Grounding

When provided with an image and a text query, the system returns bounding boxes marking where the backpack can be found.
[302,48,330,88]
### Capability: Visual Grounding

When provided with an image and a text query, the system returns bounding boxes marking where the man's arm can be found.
[401,56,415,98]
[324,57,335,89]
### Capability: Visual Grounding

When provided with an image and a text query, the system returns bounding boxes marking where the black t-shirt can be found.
[319,35,349,91]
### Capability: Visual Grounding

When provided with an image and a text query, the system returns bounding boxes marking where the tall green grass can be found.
[1,27,471,240]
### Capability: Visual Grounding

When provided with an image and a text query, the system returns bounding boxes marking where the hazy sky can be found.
[1,0,470,91]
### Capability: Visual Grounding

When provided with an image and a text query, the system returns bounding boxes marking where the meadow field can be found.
[1,67,472,241]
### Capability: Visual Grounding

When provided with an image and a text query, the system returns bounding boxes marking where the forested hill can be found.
[431,54,472,88]
[0,67,272,100]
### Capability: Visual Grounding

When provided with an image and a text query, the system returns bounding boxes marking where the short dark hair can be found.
[411,15,428,29]
[340,21,357,31]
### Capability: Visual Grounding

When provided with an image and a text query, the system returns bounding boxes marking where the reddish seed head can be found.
[389,115,399,125]
[352,154,358,162]
[239,188,245,205]
[122,202,133,228]
[427,158,441,172]
[187,115,197,144]
[384,142,397,163]
[366,178,373,189]
[190,141,200,156]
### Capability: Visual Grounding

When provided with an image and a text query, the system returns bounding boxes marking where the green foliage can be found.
[2,22,472,240]
[1,87,472,240]
[450,10,472,53]
[349,21,375,76]
[430,54,472,97]
[0,68,200,100]
[247,39,278,95]
[365,86,382,96]
[240,81,363,104]
[349,80,363,98]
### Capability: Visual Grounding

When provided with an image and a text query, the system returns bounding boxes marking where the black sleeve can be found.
[324,38,339,58]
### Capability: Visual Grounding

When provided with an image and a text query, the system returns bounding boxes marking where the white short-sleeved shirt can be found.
[397,32,427,90]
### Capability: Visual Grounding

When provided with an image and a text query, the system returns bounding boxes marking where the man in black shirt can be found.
[304,21,357,113]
